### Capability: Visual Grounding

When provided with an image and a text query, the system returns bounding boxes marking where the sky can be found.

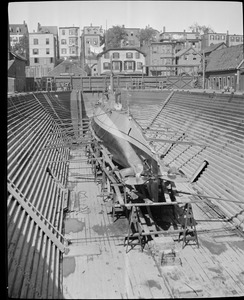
[8,1,243,35]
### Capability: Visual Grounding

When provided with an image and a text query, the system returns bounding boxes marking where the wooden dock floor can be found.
[62,144,244,299]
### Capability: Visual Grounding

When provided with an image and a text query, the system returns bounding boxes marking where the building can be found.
[97,48,146,76]
[81,24,104,68]
[159,28,202,53]
[201,32,243,50]
[9,21,29,48]
[121,27,141,47]
[175,47,201,75]
[147,42,175,76]
[28,32,57,77]
[8,50,27,92]
[47,59,87,77]
[59,26,81,60]
[37,23,59,59]
[202,42,227,58]
[204,44,244,91]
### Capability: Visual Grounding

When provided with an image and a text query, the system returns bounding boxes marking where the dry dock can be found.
[62,137,244,299]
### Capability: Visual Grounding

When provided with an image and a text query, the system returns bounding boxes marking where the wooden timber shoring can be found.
[88,141,125,206]
[7,92,70,298]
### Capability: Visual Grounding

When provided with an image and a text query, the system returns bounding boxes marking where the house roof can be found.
[175,47,200,57]
[203,42,227,54]
[9,51,27,61]
[8,60,15,70]
[206,44,244,72]
[47,59,87,77]
[38,25,58,36]
[9,23,28,35]
[97,47,146,58]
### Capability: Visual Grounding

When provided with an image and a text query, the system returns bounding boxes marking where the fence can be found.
[37,75,201,92]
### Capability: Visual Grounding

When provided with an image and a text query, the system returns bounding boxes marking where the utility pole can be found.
[202,50,205,89]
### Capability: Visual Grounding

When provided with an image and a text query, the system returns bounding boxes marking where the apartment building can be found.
[159,28,202,53]
[59,26,81,60]
[9,21,29,48]
[37,23,59,59]
[97,48,146,75]
[81,24,104,67]
[148,42,175,76]
[201,32,243,50]
[28,32,56,76]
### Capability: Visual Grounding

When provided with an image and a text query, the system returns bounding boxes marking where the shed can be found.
[204,44,244,91]
[8,51,27,92]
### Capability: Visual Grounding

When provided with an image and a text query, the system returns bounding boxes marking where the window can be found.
[69,47,76,54]
[113,52,120,59]
[219,77,222,89]
[93,38,98,45]
[131,32,134,36]
[33,49,38,55]
[46,38,49,45]
[166,59,171,65]
[103,62,111,70]
[46,48,50,54]
[231,76,234,87]
[137,62,143,70]
[213,77,216,88]
[236,37,240,42]
[227,76,230,86]
[223,77,226,87]
[222,35,226,40]
[135,52,140,59]
[50,57,53,63]
[61,39,66,44]
[112,61,121,71]
[210,35,214,40]
[86,38,91,44]
[231,36,235,41]
[126,52,133,59]
[69,38,77,45]
[61,48,67,54]
[124,61,135,70]
[33,38,38,45]
[34,58,39,63]
[62,29,65,35]
[104,52,110,59]
[193,54,196,60]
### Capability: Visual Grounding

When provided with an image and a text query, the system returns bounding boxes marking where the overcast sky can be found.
[8,1,243,35]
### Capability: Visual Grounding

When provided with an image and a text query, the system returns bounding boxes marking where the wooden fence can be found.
[38,75,202,92]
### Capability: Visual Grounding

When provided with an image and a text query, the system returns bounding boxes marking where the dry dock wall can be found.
[122,89,244,230]
[7,92,72,298]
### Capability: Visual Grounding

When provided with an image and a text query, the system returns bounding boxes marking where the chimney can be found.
[163,26,165,33]
[23,20,25,24]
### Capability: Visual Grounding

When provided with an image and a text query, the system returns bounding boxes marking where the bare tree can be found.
[189,22,215,34]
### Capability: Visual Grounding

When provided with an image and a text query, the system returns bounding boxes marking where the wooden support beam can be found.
[146,137,206,147]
